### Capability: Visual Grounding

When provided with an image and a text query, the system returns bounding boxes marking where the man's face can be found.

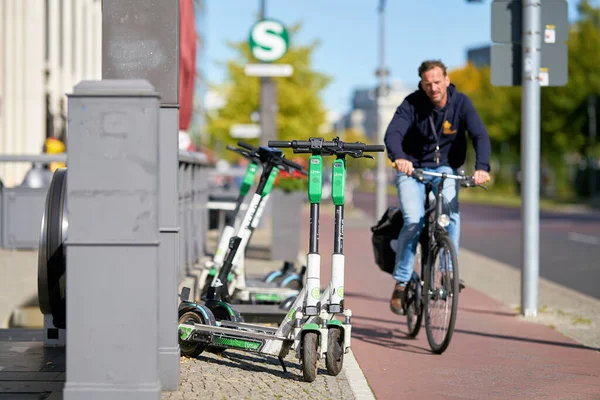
[420,67,450,105]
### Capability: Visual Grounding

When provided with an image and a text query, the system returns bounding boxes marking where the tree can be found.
[446,0,600,196]
[539,0,600,195]
[206,22,332,162]
[448,63,521,188]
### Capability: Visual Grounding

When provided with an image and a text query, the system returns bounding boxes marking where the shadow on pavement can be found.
[345,291,390,304]
[191,351,328,381]
[454,328,600,352]
[352,314,406,326]
[351,324,432,355]
[352,310,600,353]
[460,307,519,317]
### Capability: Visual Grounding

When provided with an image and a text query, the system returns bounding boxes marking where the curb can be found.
[343,349,376,400]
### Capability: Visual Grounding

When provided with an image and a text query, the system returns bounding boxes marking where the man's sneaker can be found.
[390,282,406,315]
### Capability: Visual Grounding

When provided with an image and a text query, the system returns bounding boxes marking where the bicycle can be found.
[403,168,486,354]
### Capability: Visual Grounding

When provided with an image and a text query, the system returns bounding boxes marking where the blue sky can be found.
[200,0,585,115]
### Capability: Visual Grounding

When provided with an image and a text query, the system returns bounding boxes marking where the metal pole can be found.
[375,0,387,219]
[588,94,597,197]
[258,0,277,146]
[520,0,541,318]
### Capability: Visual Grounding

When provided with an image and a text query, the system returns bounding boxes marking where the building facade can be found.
[343,81,413,141]
[0,0,204,186]
[0,0,102,187]
[467,45,491,68]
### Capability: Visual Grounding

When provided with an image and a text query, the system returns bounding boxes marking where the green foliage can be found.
[274,173,308,193]
[206,22,332,159]
[448,0,600,197]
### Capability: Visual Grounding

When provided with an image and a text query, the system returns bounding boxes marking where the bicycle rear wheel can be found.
[423,234,459,354]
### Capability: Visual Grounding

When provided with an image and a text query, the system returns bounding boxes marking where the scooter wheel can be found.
[301,332,319,382]
[278,295,296,311]
[325,328,343,376]
[178,311,208,358]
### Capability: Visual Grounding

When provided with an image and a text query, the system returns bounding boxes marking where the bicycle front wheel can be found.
[423,234,459,354]
[406,242,424,338]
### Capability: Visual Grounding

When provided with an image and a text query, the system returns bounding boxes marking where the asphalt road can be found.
[353,190,600,300]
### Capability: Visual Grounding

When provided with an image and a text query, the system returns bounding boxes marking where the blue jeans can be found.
[392,165,460,284]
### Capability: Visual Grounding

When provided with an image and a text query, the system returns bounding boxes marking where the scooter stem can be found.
[305,154,323,316]
[329,156,346,312]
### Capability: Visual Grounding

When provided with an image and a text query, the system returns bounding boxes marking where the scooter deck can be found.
[219,319,280,334]
[181,321,292,356]
[233,304,289,324]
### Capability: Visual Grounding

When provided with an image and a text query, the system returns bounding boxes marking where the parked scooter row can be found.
[177,137,384,382]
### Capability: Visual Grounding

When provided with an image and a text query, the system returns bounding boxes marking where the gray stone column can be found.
[64,80,161,400]
[102,0,181,390]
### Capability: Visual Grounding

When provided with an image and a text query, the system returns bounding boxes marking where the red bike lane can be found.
[303,209,600,400]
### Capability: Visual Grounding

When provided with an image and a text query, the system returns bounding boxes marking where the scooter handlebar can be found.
[282,157,307,175]
[362,144,385,152]
[267,141,292,148]
[268,139,384,153]
[226,144,259,162]
[237,141,258,152]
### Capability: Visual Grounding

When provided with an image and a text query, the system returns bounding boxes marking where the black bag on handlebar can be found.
[370,206,404,275]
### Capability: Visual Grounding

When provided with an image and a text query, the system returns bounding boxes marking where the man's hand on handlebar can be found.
[393,159,414,176]
[473,170,490,186]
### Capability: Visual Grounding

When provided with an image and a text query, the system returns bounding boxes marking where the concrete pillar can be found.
[101,0,181,389]
[64,79,161,399]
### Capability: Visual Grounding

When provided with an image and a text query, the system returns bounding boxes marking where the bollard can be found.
[64,80,161,399]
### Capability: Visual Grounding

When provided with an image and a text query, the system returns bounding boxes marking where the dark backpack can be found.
[370,206,404,275]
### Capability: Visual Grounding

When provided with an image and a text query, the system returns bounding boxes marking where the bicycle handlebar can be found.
[412,169,488,190]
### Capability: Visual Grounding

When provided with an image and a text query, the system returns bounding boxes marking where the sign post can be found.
[491,0,568,317]
[246,17,292,145]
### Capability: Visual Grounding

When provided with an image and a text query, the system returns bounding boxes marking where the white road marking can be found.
[568,232,600,245]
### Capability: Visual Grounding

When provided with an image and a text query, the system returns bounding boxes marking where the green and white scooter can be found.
[177,138,383,382]
[268,137,383,380]
[204,143,307,309]
[200,142,305,304]
[199,144,261,297]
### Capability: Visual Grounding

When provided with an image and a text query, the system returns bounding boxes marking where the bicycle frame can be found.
[411,170,468,313]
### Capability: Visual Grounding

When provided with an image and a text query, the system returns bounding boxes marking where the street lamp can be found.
[375,0,389,219]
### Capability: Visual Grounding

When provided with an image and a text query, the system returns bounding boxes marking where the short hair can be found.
[418,60,447,78]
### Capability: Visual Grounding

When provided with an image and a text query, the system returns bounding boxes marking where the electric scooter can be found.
[199,144,261,297]
[200,143,305,303]
[177,138,384,382]
[268,137,383,379]
[201,144,308,323]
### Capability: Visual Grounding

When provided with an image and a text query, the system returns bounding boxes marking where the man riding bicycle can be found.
[383,59,492,315]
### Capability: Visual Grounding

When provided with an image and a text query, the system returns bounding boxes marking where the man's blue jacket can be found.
[384,83,491,172]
